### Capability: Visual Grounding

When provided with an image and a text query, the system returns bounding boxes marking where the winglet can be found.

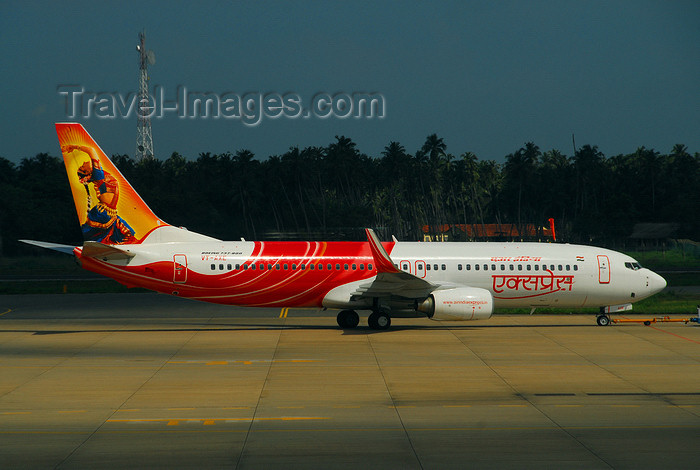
[365,228,400,273]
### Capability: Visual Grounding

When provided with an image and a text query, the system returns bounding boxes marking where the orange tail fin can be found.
[56,123,167,244]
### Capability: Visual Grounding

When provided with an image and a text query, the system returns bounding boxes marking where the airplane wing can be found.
[351,229,437,300]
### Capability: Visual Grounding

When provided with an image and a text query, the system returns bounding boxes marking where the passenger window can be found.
[344,264,349,270]
[526,264,531,271]
[360,264,365,270]
[210,264,215,270]
[500,264,505,271]
[458,264,462,271]
[402,263,408,270]
[243,264,248,270]
[352,264,357,270]
[574,265,578,271]
[251,264,256,270]
[558,265,562,271]
[218,264,223,270]
[259,263,264,270]
[466,264,471,270]
[509,264,514,271]
[518,265,523,271]
[491,264,496,271]
[368,264,373,270]
[475,264,480,271]
[301,264,305,270]
[318,264,322,270]
[550,265,555,271]
[534,265,539,271]
[235,264,240,270]
[565,265,570,271]
[335,264,340,270]
[284,264,289,270]
[427,264,431,271]
[292,264,296,270]
[327,264,332,270]
[227,264,232,270]
[417,264,423,270]
[441,264,446,270]
[483,264,488,271]
[434,264,438,271]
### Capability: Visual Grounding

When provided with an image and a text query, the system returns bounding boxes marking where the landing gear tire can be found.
[337,310,360,329]
[596,315,611,326]
[368,311,391,330]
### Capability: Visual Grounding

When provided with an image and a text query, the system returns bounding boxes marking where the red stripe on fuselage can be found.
[78,240,395,307]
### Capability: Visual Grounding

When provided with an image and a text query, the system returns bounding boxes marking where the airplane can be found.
[21,123,667,329]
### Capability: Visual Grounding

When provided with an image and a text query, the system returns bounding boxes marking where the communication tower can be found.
[135,30,155,160]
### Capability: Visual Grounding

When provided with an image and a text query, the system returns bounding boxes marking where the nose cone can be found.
[648,271,667,295]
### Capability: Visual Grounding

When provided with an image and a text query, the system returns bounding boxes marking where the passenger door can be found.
[173,254,187,283]
[597,255,610,284]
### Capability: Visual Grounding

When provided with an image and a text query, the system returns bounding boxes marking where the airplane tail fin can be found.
[56,123,168,245]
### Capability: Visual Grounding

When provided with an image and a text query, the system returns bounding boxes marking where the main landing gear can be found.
[336,310,359,329]
[596,314,611,326]
[336,309,391,330]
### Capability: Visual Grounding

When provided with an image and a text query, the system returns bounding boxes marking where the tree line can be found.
[1,135,698,255]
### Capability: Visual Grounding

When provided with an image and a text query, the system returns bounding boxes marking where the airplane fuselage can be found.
[76,238,666,313]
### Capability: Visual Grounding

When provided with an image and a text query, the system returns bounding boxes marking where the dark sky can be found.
[1,0,698,163]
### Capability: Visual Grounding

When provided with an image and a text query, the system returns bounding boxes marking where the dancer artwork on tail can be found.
[56,124,166,244]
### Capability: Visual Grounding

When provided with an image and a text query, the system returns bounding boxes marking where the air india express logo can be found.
[489,257,574,299]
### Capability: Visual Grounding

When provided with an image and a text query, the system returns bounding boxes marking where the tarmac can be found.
[1,293,699,469]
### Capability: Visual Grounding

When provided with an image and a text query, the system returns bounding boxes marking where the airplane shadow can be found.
[1,322,599,336]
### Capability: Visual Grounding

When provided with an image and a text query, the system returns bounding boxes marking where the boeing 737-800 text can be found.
[21,124,667,329]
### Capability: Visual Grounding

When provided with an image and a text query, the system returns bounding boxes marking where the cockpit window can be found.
[625,262,643,271]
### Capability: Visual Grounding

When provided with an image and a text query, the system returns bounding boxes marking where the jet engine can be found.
[417,287,493,321]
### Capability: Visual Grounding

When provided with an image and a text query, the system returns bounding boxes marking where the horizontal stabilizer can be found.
[81,241,135,261]
[19,239,76,255]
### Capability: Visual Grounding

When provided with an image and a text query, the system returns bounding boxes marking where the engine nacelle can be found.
[417,287,493,321]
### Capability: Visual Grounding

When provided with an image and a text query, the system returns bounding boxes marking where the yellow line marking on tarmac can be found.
[107,417,329,424]
[444,405,472,408]
[611,405,640,408]
[279,307,289,318]
[222,407,251,410]
[554,405,583,407]
[168,408,195,411]
[166,359,320,365]
[2,411,31,415]
[258,417,329,421]
[0,309,12,317]
[277,406,305,409]
[498,405,528,407]
[58,410,86,413]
